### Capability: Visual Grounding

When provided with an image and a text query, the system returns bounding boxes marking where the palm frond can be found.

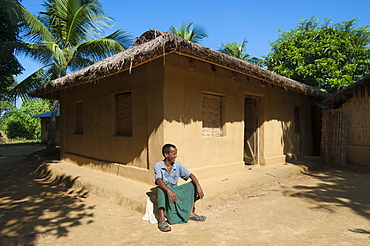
[103,29,133,49]
[169,22,208,44]
[69,0,114,40]
[6,68,48,99]
[68,56,95,72]
[0,0,22,24]
[13,41,53,65]
[74,38,125,62]
[20,5,53,42]
[40,0,115,46]
[219,39,250,60]
[169,26,180,36]
[44,63,66,80]
[42,41,67,68]
[1,0,53,43]
[190,23,208,43]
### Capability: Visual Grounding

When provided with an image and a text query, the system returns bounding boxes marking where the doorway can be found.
[244,96,259,164]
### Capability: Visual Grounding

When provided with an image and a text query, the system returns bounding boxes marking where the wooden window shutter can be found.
[115,92,132,136]
[202,93,223,137]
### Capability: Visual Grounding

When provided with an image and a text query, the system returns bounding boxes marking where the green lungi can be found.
[157,182,195,224]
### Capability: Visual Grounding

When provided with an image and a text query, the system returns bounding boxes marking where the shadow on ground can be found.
[285,165,370,234]
[0,148,95,246]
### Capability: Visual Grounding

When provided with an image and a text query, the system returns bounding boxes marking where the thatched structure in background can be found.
[323,75,370,107]
[321,75,370,166]
[30,30,328,100]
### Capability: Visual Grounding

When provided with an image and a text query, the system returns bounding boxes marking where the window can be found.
[115,92,132,136]
[294,107,300,134]
[202,93,223,137]
[75,102,83,134]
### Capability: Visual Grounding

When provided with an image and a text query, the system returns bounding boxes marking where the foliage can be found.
[3,0,133,148]
[4,0,133,99]
[1,99,51,140]
[0,98,16,117]
[264,17,370,93]
[219,40,250,60]
[219,39,263,65]
[169,22,208,44]
[0,0,24,98]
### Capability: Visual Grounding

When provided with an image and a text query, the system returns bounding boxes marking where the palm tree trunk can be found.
[46,100,58,149]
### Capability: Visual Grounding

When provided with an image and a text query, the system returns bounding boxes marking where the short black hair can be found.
[162,143,176,156]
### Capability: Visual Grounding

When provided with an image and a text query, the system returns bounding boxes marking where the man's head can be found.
[162,144,177,163]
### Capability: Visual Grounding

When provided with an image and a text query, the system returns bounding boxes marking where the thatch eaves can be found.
[323,75,370,107]
[29,30,329,100]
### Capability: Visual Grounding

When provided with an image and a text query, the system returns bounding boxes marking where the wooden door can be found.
[323,111,347,167]
[244,97,258,164]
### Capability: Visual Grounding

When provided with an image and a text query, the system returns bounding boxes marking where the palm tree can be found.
[219,39,263,65]
[169,22,208,44]
[4,0,132,148]
[219,39,250,60]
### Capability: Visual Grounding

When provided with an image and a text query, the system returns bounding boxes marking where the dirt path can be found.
[1,145,370,245]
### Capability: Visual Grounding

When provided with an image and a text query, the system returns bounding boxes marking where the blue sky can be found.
[17,0,370,80]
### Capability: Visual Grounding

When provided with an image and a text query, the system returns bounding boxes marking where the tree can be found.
[218,39,262,65]
[219,39,250,60]
[4,0,132,148]
[0,0,24,106]
[1,99,51,140]
[169,22,208,44]
[264,17,370,93]
[219,39,262,65]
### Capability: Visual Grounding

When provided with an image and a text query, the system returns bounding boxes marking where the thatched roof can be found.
[30,30,329,99]
[323,75,370,107]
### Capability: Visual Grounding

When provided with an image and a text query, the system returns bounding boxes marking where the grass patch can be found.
[0,140,42,147]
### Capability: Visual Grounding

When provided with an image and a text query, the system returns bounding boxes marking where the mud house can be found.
[321,75,370,166]
[30,30,328,184]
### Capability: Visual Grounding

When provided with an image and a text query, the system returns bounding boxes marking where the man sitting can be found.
[154,144,206,232]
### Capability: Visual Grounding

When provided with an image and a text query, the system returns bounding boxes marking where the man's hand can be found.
[196,186,204,200]
[156,178,177,203]
[167,189,177,203]
[189,173,204,200]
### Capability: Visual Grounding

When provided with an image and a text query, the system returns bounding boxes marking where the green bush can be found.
[1,99,51,140]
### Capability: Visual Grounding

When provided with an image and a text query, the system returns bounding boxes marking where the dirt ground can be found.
[0,144,370,246]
